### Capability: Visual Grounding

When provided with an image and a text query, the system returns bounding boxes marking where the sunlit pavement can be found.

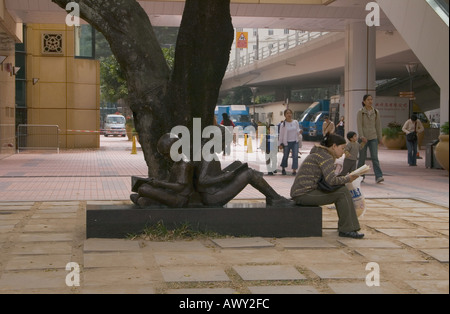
[0,136,448,294]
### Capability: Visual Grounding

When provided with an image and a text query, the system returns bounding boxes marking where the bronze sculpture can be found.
[131,127,292,208]
[130,133,194,208]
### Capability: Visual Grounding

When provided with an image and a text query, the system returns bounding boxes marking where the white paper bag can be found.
[345,177,366,217]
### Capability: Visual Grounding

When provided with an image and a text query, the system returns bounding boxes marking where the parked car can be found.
[104,114,126,137]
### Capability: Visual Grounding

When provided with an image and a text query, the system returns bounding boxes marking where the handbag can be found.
[317,176,343,192]
[406,132,417,142]
[406,121,417,142]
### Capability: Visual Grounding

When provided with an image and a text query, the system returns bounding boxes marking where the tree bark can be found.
[52,0,233,178]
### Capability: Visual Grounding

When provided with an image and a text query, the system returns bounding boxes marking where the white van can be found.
[104,114,126,137]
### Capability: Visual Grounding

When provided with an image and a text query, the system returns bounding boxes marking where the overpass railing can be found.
[227,31,329,72]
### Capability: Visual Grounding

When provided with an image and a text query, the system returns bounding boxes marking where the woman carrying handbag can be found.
[402,114,424,166]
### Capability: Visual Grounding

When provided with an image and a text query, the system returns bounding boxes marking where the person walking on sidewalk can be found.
[291,134,364,239]
[221,113,235,156]
[357,94,384,183]
[339,131,361,175]
[402,114,424,166]
[336,116,345,137]
[279,109,301,176]
[322,115,335,136]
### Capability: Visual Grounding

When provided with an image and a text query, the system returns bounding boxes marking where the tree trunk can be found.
[52,0,233,178]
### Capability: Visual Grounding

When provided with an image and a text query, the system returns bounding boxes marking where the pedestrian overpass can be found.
[2,0,448,126]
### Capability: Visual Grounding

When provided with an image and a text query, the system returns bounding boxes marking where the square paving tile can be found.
[398,237,449,249]
[288,249,357,265]
[307,263,367,279]
[80,285,156,294]
[420,249,449,262]
[276,237,336,248]
[412,222,449,230]
[380,262,449,280]
[338,239,401,248]
[363,221,413,229]
[4,254,72,271]
[248,285,320,294]
[142,240,209,252]
[405,280,449,294]
[17,233,74,242]
[84,252,146,268]
[354,248,429,262]
[84,239,141,252]
[327,282,405,294]
[0,270,68,291]
[167,288,236,294]
[11,242,73,255]
[215,249,284,265]
[160,266,230,282]
[211,237,274,249]
[154,251,218,266]
[233,265,305,281]
[83,267,155,286]
[375,228,436,238]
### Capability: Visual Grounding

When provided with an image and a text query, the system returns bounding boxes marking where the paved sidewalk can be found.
[0,136,448,294]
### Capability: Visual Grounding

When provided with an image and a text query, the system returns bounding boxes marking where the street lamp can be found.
[405,63,419,117]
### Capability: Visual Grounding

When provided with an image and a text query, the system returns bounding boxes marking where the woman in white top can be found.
[279,109,301,175]
[402,114,424,166]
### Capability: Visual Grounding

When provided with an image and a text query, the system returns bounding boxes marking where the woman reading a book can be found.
[290,134,364,239]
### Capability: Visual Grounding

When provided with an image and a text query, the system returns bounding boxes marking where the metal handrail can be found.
[17,124,61,153]
[226,31,329,72]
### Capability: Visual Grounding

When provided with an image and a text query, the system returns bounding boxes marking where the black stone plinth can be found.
[86,204,322,239]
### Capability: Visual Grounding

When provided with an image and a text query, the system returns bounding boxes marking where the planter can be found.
[434,134,449,172]
[382,134,406,150]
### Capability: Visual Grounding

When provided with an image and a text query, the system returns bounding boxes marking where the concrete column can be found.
[344,22,376,136]
[441,90,449,125]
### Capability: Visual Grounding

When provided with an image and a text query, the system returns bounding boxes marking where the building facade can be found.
[0,11,100,160]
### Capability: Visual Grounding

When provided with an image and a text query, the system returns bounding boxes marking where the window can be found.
[75,25,95,59]
[15,29,26,110]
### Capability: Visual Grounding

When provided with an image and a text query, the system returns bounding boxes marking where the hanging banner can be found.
[236,32,248,49]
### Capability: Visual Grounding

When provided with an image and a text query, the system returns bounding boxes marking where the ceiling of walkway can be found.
[5,0,395,31]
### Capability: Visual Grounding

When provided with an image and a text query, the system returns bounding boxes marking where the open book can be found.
[349,164,371,177]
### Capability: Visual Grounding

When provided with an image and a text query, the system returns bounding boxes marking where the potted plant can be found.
[434,122,449,172]
[382,122,406,150]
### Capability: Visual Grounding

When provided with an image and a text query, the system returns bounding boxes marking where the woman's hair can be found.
[362,94,372,107]
[320,133,347,147]
[411,114,418,121]
[284,109,293,116]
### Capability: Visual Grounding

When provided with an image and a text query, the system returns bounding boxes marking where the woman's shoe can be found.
[338,231,365,239]
[281,169,287,175]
